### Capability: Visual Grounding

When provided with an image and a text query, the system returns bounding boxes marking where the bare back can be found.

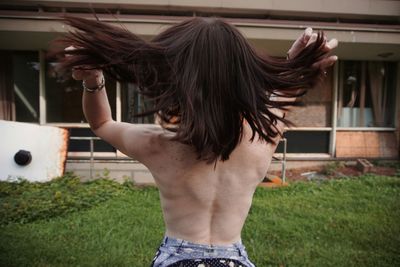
[140,124,278,245]
[67,13,337,253]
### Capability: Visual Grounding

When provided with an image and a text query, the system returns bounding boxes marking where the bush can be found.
[0,172,125,225]
[322,161,345,176]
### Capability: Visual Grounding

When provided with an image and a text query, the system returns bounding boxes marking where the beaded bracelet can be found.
[82,76,105,93]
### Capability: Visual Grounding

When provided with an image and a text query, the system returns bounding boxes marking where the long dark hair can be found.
[50,16,328,162]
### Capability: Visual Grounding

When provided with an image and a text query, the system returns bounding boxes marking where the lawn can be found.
[0,173,399,267]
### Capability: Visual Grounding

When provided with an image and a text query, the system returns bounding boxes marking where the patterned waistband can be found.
[160,236,247,258]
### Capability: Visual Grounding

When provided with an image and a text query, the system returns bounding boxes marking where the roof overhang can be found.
[1,13,399,61]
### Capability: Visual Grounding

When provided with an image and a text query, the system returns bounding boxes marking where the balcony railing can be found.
[69,136,288,182]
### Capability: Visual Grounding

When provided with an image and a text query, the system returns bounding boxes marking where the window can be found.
[121,83,154,123]
[276,131,330,154]
[278,68,333,154]
[45,62,116,123]
[285,69,333,127]
[68,128,115,153]
[0,51,39,122]
[337,61,397,128]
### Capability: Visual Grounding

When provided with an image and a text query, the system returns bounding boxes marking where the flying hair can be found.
[49,15,328,163]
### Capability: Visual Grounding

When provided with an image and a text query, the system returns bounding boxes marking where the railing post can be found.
[282,138,287,183]
[90,138,94,179]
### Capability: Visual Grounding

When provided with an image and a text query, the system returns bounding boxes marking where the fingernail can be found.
[305,27,312,36]
[331,39,338,47]
[333,56,338,61]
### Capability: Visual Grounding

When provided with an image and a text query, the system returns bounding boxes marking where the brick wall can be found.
[336,131,398,158]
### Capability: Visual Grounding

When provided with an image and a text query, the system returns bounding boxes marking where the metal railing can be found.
[69,136,287,181]
[69,136,102,179]
[271,138,287,182]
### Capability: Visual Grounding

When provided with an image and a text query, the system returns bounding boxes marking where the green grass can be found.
[0,174,399,267]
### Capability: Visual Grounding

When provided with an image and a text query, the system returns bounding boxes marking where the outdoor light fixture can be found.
[14,150,32,166]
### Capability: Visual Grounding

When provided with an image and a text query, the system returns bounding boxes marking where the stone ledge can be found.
[65,161,155,185]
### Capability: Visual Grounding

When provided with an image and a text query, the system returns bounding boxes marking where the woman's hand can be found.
[65,46,104,87]
[287,27,338,71]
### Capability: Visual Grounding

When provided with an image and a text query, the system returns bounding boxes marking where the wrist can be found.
[83,74,103,88]
[83,75,105,93]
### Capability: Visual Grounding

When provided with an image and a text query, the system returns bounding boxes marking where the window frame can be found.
[32,52,398,158]
[336,60,397,129]
[38,51,122,158]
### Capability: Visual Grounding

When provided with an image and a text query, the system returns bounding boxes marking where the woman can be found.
[51,16,337,267]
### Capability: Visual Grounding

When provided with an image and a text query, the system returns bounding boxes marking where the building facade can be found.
[0,0,399,181]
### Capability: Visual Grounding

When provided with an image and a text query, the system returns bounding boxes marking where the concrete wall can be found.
[65,159,336,184]
[7,0,400,18]
[66,160,156,184]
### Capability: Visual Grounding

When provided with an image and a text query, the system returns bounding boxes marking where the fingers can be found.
[72,68,103,81]
[309,37,338,70]
[310,39,338,74]
[287,27,313,59]
[64,45,76,52]
[64,45,78,57]
[64,46,102,81]
[306,34,338,54]
[72,69,89,80]
[65,45,83,52]
[311,55,338,69]
[288,26,340,60]
[306,33,318,47]
[286,26,339,77]
[300,27,313,46]
[324,38,338,52]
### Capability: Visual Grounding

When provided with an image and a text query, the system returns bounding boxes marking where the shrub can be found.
[0,172,125,225]
[322,161,345,176]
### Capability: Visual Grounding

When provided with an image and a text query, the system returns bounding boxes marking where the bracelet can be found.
[82,76,105,93]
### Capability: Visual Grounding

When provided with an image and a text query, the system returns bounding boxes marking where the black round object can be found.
[14,150,32,166]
